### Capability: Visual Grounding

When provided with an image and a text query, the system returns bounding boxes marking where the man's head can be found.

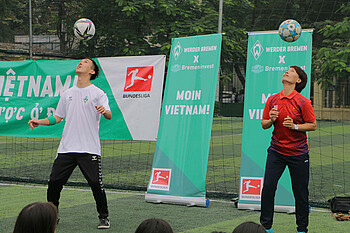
[76,58,99,80]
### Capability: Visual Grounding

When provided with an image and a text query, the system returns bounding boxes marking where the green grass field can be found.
[1,184,349,233]
[1,117,349,203]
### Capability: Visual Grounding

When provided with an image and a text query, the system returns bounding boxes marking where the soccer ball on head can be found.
[278,19,302,42]
[73,18,95,41]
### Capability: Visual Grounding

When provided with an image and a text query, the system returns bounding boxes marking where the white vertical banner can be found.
[98,55,166,140]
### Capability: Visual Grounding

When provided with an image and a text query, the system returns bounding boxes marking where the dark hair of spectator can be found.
[13,202,58,233]
[135,218,173,233]
[232,221,267,233]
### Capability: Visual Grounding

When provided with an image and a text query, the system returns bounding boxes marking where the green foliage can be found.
[312,3,350,88]
[1,0,348,88]
[62,0,251,86]
[0,0,27,42]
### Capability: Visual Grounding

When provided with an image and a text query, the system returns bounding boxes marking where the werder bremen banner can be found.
[0,55,165,140]
[145,34,222,207]
[238,30,313,212]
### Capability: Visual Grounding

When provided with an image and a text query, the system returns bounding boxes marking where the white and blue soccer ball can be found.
[73,18,95,41]
[278,19,302,42]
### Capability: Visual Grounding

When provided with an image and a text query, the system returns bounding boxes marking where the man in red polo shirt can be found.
[260,66,317,233]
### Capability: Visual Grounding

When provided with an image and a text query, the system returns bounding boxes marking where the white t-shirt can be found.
[55,85,110,155]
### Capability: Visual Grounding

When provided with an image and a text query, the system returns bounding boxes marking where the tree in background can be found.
[312,3,350,107]
[313,3,350,87]
[1,0,348,94]
[0,0,27,42]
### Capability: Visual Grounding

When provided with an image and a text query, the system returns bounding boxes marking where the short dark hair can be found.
[86,58,99,80]
[232,221,267,233]
[13,202,58,233]
[135,218,173,233]
[290,65,307,93]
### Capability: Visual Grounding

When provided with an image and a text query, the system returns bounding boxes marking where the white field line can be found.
[0,183,144,196]
[0,183,234,203]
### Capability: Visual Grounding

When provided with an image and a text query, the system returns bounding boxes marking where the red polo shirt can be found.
[262,90,316,156]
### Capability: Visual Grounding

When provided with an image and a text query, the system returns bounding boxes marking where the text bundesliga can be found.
[122,93,150,98]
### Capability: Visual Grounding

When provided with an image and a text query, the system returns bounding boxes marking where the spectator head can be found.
[135,218,173,233]
[232,221,267,233]
[13,202,58,233]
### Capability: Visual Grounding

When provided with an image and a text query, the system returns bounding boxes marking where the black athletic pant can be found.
[260,149,309,232]
[47,153,108,219]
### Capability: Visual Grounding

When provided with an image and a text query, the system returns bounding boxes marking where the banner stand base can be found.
[238,203,295,214]
[145,193,209,207]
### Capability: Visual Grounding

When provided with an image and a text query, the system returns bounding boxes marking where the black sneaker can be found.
[98,218,110,229]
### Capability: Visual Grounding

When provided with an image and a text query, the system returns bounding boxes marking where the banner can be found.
[0,55,165,140]
[238,30,313,211]
[145,34,222,207]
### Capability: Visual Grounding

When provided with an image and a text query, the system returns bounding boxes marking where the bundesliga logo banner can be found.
[0,55,166,141]
[124,66,153,92]
[149,168,172,191]
[240,177,263,201]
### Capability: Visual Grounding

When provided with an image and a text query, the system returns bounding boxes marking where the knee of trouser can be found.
[89,179,103,190]
[262,181,278,192]
[48,178,65,187]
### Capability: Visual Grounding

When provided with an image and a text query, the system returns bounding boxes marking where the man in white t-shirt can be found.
[28,58,112,229]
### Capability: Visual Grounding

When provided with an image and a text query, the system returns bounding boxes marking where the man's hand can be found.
[28,119,41,131]
[95,105,106,115]
[95,105,112,120]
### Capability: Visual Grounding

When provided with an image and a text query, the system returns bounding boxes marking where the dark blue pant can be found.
[47,153,109,219]
[260,149,309,232]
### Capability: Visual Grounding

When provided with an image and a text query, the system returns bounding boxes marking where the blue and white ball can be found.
[73,18,95,41]
[278,19,302,42]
